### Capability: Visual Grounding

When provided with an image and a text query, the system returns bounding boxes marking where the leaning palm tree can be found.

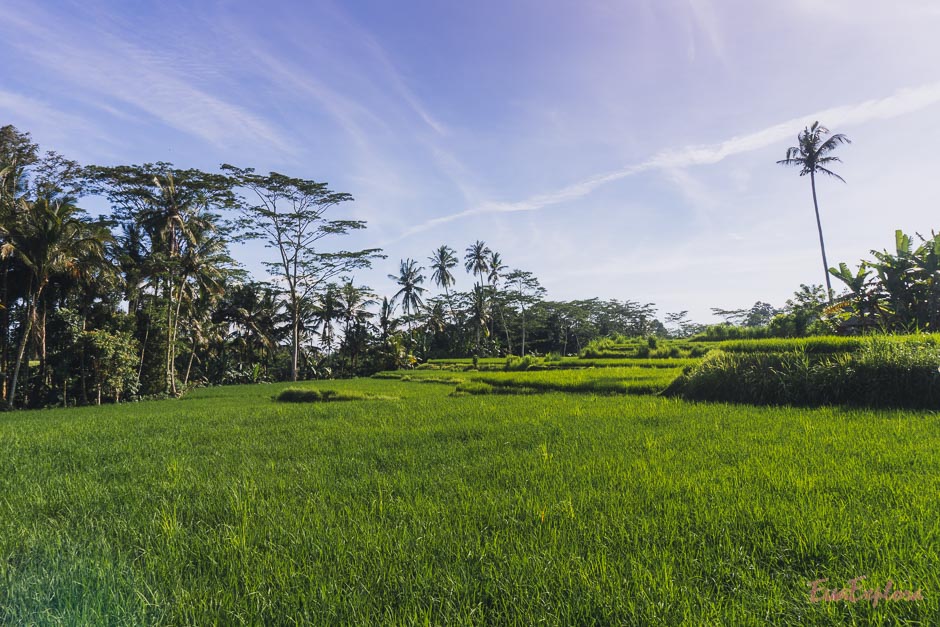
[389,259,426,348]
[1,196,110,409]
[777,121,851,303]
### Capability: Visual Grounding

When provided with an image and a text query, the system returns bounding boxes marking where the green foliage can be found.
[275,387,391,402]
[668,336,940,408]
[714,336,867,354]
[505,355,535,371]
[831,229,940,333]
[81,329,139,403]
[691,324,774,341]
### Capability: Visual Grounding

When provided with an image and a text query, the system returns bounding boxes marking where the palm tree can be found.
[467,284,491,364]
[486,251,511,353]
[487,251,507,287]
[389,259,426,349]
[339,280,377,336]
[169,214,233,394]
[1,197,110,409]
[428,245,458,317]
[377,296,399,345]
[314,284,343,354]
[338,280,376,368]
[464,240,491,287]
[777,121,851,303]
[213,281,281,377]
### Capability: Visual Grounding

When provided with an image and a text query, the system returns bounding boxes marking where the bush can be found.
[665,337,940,408]
[276,388,369,402]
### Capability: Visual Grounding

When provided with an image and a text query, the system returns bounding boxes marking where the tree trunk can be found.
[291,303,300,381]
[165,277,174,395]
[183,336,197,386]
[810,172,834,304]
[499,303,512,355]
[80,315,88,405]
[474,324,480,362]
[39,303,47,388]
[169,276,187,395]
[1,263,8,402]
[137,323,149,390]
[8,291,39,410]
[521,306,526,357]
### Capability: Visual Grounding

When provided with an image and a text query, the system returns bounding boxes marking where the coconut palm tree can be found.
[467,284,491,363]
[486,250,511,352]
[389,259,426,349]
[167,214,234,394]
[777,121,851,303]
[339,280,377,337]
[464,240,491,287]
[428,245,458,317]
[1,197,110,409]
[377,296,399,345]
[338,280,377,368]
[313,284,343,354]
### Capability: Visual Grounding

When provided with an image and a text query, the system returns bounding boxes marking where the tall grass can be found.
[0,379,936,622]
[668,338,940,408]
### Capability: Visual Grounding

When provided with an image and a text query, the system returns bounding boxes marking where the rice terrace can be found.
[2,1,940,625]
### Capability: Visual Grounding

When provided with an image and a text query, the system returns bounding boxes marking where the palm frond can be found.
[815,166,846,183]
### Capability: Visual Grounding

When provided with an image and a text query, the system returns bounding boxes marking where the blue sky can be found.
[3,0,940,322]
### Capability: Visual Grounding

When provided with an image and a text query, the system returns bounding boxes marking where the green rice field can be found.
[1,366,938,624]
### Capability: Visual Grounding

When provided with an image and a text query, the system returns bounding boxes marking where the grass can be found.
[0,376,938,623]
[275,386,396,402]
[378,366,683,396]
[426,356,699,370]
[669,336,940,408]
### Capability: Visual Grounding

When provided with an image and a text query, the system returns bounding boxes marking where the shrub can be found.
[276,388,370,402]
[665,337,940,408]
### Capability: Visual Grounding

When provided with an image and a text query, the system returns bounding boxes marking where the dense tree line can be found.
[0,125,695,409]
[3,123,929,409]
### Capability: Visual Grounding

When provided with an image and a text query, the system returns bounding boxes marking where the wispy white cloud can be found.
[392,80,940,242]
[318,0,450,137]
[0,89,117,152]
[0,3,295,155]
